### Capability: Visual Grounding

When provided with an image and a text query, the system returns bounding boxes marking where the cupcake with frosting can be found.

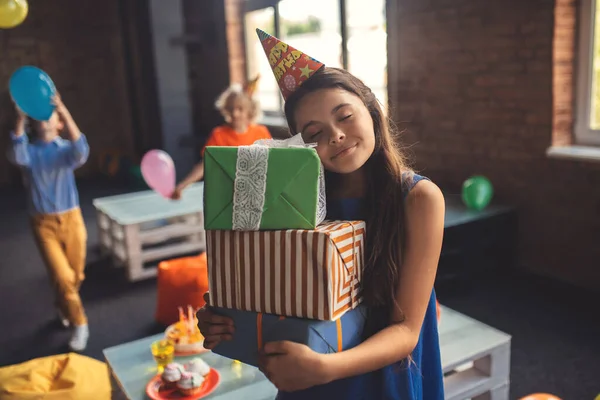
[184,358,211,376]
[161,362,184,389]
[177,371,205,396]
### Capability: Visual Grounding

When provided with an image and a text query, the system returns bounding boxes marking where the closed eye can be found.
[339,114,352,122]
[310,131,323,140]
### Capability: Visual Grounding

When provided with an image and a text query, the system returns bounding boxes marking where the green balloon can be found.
[461,175,493,210]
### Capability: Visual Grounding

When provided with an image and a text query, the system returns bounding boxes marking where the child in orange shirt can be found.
[171,77,271,199]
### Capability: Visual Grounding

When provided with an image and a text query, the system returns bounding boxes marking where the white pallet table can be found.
[93,183,206,282]
[104,306,511,400]
[439,306,511,400]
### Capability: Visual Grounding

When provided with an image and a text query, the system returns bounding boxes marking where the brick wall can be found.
[199,0,598,286]
[0,0,136,185]
[225,0,247,85]
[390,0,600,287]
[553,0,576,146]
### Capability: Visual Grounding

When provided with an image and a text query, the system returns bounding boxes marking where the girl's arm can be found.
[54,94,81,142]
[321,180,445,380]
[55,95,89,168]
[172,126,222,199]
[63,133,90,169]
[172,160,205,199]
[262,180,445,385]
[179,160,205,188]
[8,108,31,167]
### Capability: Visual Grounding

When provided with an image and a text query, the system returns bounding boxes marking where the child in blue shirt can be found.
[8,94,90,352]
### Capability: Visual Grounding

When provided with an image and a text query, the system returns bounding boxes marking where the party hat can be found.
[244,74,260,97]
[256,28,325,100]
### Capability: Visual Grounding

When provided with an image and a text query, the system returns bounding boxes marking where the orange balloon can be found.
[520,394,562,400]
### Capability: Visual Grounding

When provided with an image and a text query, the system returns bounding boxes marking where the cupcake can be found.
[177,371,205,396]
[184,358,211,376]
[161,362,184,389]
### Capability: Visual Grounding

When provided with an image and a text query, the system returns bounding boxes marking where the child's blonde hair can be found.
[214,82,261,124]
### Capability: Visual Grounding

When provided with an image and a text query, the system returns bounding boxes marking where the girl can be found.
[197,34,445,399]
[171,76,271,199]
[8,94,90,352]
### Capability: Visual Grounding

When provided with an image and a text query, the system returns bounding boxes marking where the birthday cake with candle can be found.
[165,305,205,354]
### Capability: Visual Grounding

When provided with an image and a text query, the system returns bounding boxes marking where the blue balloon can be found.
[9,66,56,121]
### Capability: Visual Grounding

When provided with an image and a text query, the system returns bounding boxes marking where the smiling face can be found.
[294,88,376,174]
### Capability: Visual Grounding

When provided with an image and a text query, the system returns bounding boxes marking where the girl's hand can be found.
[258,341,330,391]
[51,93,67,115]
[13,101,26,136]
[196,292,234,349]
[14,104,25,120]
[170,185,184,200]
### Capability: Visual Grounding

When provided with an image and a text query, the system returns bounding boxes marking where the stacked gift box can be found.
[202,137,366,367]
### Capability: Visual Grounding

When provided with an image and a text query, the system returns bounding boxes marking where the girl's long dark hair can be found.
[284,67,413,336]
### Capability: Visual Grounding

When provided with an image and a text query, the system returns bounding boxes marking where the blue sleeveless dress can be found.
[276,174,445,400]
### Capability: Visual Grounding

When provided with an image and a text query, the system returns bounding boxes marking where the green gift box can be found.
[204,144,326,231]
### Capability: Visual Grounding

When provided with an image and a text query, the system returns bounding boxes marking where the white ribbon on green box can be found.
[232,133,327,231]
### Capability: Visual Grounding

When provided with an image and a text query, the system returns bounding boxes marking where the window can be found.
[575,0,600,145]
[243,0,387,116]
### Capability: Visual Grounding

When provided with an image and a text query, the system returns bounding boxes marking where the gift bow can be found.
[232,133,327,231]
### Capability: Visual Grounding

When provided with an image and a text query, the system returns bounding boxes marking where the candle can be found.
[178,307,184,324]
[187,305,194,335]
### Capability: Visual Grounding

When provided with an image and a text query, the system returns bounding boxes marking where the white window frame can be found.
[575,0,600,145]
[243,0,369,119]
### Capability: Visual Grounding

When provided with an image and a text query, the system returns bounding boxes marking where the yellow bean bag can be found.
[0,352,111,400]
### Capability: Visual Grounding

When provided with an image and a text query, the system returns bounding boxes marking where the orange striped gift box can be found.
[206,220,365,321]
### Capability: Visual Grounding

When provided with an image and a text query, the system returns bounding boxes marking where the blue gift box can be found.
[212,306,366,367]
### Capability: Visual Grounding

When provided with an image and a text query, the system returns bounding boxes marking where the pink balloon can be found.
[141,150,175,198]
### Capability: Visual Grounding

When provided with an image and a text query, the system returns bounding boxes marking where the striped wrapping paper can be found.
[206,220,365,321]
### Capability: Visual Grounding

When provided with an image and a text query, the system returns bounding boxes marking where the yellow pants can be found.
[31,208,88,326]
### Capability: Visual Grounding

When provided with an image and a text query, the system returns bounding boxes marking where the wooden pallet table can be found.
[93,183,205,282]
[439,306,511,400]
[104,305,511,400]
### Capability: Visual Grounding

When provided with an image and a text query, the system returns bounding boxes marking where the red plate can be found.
[146,368,220,400]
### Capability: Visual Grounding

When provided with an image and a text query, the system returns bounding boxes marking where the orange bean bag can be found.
[155,252,209,326]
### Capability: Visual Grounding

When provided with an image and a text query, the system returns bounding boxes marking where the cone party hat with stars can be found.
[256,28,325,101]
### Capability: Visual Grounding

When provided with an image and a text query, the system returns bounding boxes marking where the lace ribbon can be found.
[232,145,269,231]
